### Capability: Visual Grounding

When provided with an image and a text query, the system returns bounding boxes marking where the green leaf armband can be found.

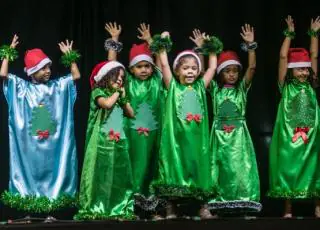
[149,34,173,54]
[283,29,296,39]
[118,96,129,107]
[307,29,319,37]
[60,50,81,67]
[201,36,224,55]
[0,45,18,62]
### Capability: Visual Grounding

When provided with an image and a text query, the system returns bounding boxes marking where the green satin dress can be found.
[268,79,320,199]
[75,88,135,220]
[152,77,213,201]
[124,69,165,211]
[208,80,261,213]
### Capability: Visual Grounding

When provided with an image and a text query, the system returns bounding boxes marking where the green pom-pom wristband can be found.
[118,96,129,106]
[60,50,81,67]
[149,34,173,54]
[201,36,224,55]
[283,29,296,39]
[0,45,18,62]
[307,29,319,37]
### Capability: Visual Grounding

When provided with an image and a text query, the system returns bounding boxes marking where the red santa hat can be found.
[24,48,52,76]
[217,51,242,74]
[89,60,125,88]
[129,43,154,67]
[173,50,201,73]
[287,48,311,68]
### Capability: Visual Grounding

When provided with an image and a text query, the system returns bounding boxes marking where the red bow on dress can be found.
[109,129,120,142]
[292,127,309,144]
[37,130,50,139]
[137,127,149,136]
[186,113,201,123]
[223,125,235,133]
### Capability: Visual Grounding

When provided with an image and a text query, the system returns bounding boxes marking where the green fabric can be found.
[152,78,213,200]
[269,79,320,199]
[77,88,134,220]
[124,70,164,210]
[208,80,260,211]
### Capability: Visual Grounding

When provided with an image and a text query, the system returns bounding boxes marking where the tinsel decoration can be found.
[104,39,123,52]
[149,34,173,54]
[74,210,137,220]
[0,45,18,62]
[60,50,81,67]
[200,36,223,55]
[307,29,319,37]
[1,190,78,213]
[283,29,296,39]
[118,96,129,107]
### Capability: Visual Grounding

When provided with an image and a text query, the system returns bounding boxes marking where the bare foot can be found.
[199,205,216,219]
[166,202,177,219]
[283,213,293,218]
[315,204,320,218]
[152,214,165,221]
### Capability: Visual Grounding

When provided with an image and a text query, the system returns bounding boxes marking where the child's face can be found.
[292,67,310,82]
[221,65,239,85]
[109,68,124,89]
[32,64,51,83]
[130,61,153,80]
[176,57,199,84]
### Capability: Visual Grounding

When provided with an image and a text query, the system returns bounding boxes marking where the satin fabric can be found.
[124,70,164,206]
[269,79,320,198]
[2,74,78,204]
[152,78,212,200]
[208,80,261,212]
[78,88,134,219]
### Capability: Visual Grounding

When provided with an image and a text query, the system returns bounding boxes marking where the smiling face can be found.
[109,68,125,89]
[221,64,240,85]
[130,61,153,80]
[175,56,200,85]
[31,64,51,83]
[292,67,310,83]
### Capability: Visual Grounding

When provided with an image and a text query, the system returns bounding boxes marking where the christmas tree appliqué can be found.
[177,87,203,123]
[102,105,126,142]
[217,99,241,133]
[31,103,56,140]
[131,102,158,136]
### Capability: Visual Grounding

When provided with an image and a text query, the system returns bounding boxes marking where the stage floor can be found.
[0,218,319,230]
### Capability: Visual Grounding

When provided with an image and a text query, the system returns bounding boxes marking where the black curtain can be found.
[0,0,320,220]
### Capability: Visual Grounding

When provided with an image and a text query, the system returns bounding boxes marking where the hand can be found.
[240,24,254,44]
[58,40,73,54]
[105,22,122,39]
[137,23,152,43]
[10,34,19,49]
[285,15,295,32]
[119,87,126,98]
[311,16,320,32]
[189,29,207,47]
[161,31,170,38]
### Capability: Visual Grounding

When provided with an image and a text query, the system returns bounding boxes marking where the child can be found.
[0,35,80,215]
[75,60,136,220]
[268,16,320,218]
[207,24,261,214]
[150,31,220,219]
[105,22,165,219]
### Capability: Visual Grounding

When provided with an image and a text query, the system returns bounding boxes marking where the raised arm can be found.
[240,24,256,85]
[279,16,295,86]
[0,34,19,78]
[105,22,122,61]
[137,23,162,71]
[157,32,173,88]
[310,16,320,77]
[189,29,206,74]
[203,52,217,88]
[58,40,81,81]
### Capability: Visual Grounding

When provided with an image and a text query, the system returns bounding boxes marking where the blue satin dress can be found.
[2,73,78,213]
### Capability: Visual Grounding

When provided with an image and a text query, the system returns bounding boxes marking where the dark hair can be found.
[215,65,243,89]
[174,54,199,73]
[285,67,315,85]
[93,66,126,89]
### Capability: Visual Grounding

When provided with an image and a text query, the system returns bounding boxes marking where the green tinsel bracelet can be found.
[283,29,296,39]
[307,29,319,37]
[0,45,18,62]
[149,34,173,54]
[60,50,81,67]
[201,36,224,55]
[118,96,129,107]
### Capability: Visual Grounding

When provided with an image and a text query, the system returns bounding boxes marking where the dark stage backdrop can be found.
[0,0,320,220]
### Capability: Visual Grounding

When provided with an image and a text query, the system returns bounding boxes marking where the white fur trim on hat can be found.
[287,62,311,68]
[173,51,201,73]
[25,57,52,76]
[129,54,154,67]
[94,61,125,83]
[217,60,242,74]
